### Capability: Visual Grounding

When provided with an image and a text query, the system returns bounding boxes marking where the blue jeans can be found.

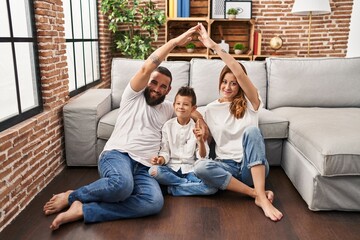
[68,150,164,223]
[148,166,217,196]
[194,126,270,190]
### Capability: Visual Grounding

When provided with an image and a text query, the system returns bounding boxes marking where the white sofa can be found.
[63,57,360,211]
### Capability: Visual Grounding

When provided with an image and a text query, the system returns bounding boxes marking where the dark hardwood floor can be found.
[1,167,360,240]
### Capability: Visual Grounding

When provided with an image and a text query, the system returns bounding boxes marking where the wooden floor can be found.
[1,167,360,240]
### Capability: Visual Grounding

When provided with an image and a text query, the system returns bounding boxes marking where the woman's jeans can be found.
[194,126,270,190]
[68,150,164,223]
[148,166,217,196]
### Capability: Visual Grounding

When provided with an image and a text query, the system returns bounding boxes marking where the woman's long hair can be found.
[218,63,248,119]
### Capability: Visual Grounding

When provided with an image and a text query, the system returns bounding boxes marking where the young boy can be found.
[149,86,217,196]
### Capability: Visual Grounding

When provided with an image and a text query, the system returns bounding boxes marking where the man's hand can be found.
[150,156,165,165]
[172,24,200,47]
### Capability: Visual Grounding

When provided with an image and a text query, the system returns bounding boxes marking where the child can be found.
[149,86,217,196]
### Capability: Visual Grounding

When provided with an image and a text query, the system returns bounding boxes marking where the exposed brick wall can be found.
[252,0,353,57]
[0,0,68,232]
[116,0,353,57]
[97,0,112,89]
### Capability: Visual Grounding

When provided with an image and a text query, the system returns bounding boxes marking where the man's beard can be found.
[144,87,166,106]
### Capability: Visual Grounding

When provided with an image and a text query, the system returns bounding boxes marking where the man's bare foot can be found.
[255,196,283,222]
[43,190,73,215]
[50,200,83,230]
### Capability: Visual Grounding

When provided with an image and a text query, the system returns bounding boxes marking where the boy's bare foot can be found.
[43,190,73,215]
[255,196,283,222]
[50,200,83,230]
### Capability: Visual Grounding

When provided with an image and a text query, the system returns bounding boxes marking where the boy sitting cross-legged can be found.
[149,86,217,196]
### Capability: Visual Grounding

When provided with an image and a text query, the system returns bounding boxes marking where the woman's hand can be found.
[197,23,216,49]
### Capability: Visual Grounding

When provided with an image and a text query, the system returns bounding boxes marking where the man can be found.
[43,25,205,230]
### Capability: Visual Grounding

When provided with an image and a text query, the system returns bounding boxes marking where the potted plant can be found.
[227,8,238,20]
[234,43,245,54]
[185,42,196,53]
[101,0,165,59]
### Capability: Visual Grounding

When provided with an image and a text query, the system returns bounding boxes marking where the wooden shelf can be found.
[165,0,254,60]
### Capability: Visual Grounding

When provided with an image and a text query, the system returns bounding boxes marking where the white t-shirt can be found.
[204,94,263,162]
[103,84,174,167]
[159,117,209,174]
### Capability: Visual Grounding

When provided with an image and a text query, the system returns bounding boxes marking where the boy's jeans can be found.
[149,166,217,196]
[194,126,270,190]
[68,150,164,223]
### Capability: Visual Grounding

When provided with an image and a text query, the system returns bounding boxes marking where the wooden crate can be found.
[211,21,253,52]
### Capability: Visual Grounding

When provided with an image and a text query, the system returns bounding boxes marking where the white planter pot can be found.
[234,49,243,54]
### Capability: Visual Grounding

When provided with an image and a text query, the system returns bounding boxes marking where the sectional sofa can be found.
[63,57,360,211]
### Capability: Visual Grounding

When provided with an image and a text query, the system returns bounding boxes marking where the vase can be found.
[227,14,236,20]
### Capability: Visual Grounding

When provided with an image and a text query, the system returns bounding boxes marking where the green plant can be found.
[101,0,165,59]
[227,8,239,15]
[234,43,244,50]
[185,42,196,49]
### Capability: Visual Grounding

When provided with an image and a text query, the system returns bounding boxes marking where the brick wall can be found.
[248,0,353,57]
[0,0,354,232]
[0,0,112,232]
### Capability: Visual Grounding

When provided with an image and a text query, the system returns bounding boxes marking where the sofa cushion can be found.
[111,58,190,109]
[97,109,119,140]
[272,107,360,176]
[259,108,288,139]
[266,57,360,109]
[190,59,267,107]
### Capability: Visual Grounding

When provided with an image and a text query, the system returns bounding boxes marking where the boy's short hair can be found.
[175,86,197,106]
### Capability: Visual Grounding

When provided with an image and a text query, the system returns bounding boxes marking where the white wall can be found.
[347,0,360,57]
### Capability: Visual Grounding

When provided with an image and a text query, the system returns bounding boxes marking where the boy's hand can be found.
[151,156,165,165]
[193,119,205,142]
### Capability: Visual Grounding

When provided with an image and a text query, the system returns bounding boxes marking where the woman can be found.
[194,23,283,221]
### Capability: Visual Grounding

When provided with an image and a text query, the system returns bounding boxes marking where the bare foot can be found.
[50,201,83,230]
[43,190,73,215]
[265,190,274,203]
[255,196,283,222]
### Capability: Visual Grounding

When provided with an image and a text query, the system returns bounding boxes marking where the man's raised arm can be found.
[130,25,200,92]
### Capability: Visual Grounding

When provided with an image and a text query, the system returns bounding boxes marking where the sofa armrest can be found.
[63,89,112,166]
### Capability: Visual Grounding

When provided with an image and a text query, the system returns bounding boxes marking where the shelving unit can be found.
[165,0,254,60]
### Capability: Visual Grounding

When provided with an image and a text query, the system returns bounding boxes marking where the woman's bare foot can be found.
[43,190,73,215]
[265,190,274,203]
[50,200,83,230]
[255,196,283,222]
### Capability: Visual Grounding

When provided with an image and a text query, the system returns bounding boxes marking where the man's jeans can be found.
[194,126,270,190]
[68,150,164,223]
[148,166,217,196]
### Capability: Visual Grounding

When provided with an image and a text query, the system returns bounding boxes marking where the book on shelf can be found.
[182,0,190,17]
[168,0,189,18]
[253,31,262,55]
[257,32,262,55]
[169,0,175,18]
[177,0,182,17]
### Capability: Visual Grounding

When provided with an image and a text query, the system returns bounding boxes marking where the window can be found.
[0,0,42,132]
[63,0,100,97]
